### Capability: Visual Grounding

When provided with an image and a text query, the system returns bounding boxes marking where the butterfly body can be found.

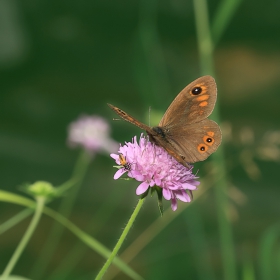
[108,76,221,167]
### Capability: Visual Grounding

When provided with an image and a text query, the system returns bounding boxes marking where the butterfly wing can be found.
[161,119,222,163]
[158,76,217,127]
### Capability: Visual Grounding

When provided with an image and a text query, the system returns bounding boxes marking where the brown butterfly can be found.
[108,75,222,167]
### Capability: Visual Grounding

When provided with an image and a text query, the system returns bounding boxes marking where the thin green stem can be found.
[106,177,213,280]
[44,202,144,280]
[259,224,280,280]
[0,208,33,235]
[193,0,214,76]
[48,186,125,280]
[211,0,242,46]
[1,196,45,279]
[134,0,171,108]
[56,177,79,196]
[241,245,255,280]
[193,1,236,280]
[30,150,91,278]
[0,189,143,280]
[185,205,216,280]
[213,159,236,280]
[95,198,145,280]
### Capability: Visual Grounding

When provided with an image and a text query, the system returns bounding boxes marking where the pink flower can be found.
[111,134,200,211]
[68,115,118,154]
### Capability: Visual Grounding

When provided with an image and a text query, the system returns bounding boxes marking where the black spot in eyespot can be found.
[192,87,202,95]
[207,138,212,143]
[200,146,205,151]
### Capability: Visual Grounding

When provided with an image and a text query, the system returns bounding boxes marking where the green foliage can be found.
[1,0,280,279]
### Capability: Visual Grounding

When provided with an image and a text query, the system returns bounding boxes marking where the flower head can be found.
[68,115,118,154]
[111,134,200,211]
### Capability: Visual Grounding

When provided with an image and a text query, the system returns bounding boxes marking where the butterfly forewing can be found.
[159,76,217,127]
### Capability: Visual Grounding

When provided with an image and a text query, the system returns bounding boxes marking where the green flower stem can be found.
[55,177,79,196]
[44,204,144,280]
[47,186,125,280]
[211,0,242,45]
[135,0,171,109]
[193,1,237,280]
[185,205,215,280]
[1,196,45,279]
[193,0,214,76]
[106,179,213,280]
[95,198,145,280]
[0,208,33,235]
[0,190,143,280]
[259,223,280,280]
[30,150,91,278]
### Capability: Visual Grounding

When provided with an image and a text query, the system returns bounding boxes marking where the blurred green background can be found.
[1,0,280,279]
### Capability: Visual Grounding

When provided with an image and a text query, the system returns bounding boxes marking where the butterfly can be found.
[108,76,222,167]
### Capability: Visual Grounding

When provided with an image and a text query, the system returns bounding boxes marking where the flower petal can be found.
[149,180,155,187]
[136,181,150,195]
[175,190,191,202]
[171,198,178,211]
[114,169,127,180]
[162,188,171,200]
[182,182,198,190]
[110,153,119,160]
[133,173,145,181]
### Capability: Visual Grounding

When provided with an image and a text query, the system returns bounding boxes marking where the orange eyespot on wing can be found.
[197,143,209,154]
[203,135,214,146]
[190,84,208,96]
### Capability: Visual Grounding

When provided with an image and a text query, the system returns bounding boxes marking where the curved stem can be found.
[95,198,145,280]
[1,196,45,279]
[0,208,33,235]
[0,190,143,280]
[30,150,91,278]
